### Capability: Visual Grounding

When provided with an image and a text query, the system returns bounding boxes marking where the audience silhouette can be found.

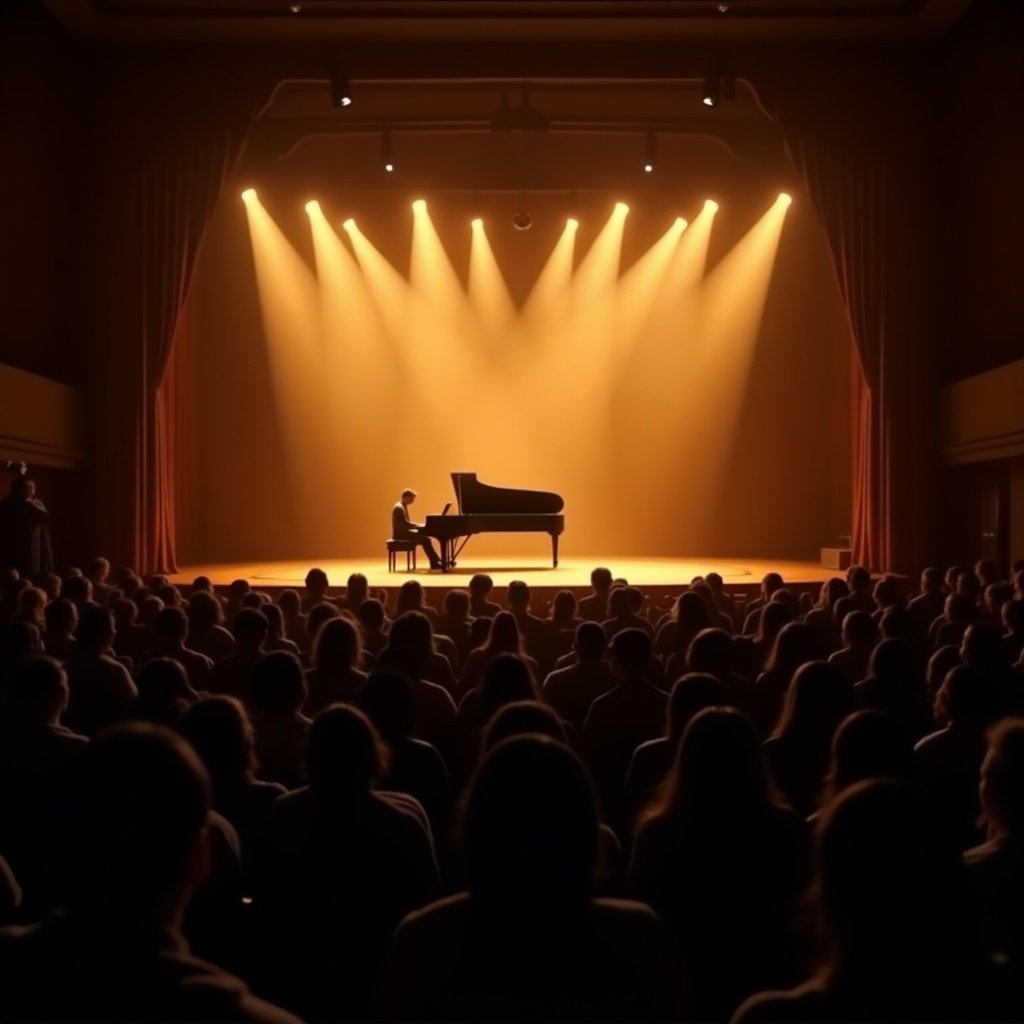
[1,554,1023,1021]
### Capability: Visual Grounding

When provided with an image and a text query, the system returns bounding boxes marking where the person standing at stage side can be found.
[392,490,443,571]
[0,474,53,579]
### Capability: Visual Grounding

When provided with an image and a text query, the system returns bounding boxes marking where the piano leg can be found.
[551,533,559,568]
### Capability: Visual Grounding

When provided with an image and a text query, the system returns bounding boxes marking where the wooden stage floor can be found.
[170,556,830,597]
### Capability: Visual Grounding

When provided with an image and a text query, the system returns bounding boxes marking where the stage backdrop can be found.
[172,175,852,564]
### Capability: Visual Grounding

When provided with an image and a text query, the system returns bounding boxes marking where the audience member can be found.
[146,606,213,690]
[755,622,822,736]
[0,725,296,1022]
[827,610,878,684]
[915,664,1004,850]
[301,568,333,613]
[265,705,439,1019]
[377,612,459,760]
[467,573,502,619]
[625,672,730,819]
[304,615,367,714]
[208,607,267,701]
[815,709,914,818]
[741,572,785,634]
[41,597,77,662]
[965,717,1024,968]
[64,606,137,736]
[506,580,547,656]
[582,628,667,835]
[355,670,451,836]
[763,661,855,817]
[134,656,197,727]
[855,637,933,743]
[276,588,307,650]
[541,620,614,730]
[379,736,687,1022]
[735,780,995,1023]
[630,708,810,1020]
[577,566,614,623]
[248,652,311,790]
[180,696,286,891]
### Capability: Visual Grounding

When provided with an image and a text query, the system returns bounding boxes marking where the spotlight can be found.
[330,69,353,108]
[701,73,736,107]
[412,199,427,213]
[675,217,688,229]
[342,218,356,231]
[615,202,630,215]
[381,131,394,173]
[566,217,579,230]
[288,1,302,12]
[471,217,483,229]
[643,131,657,174]
[304,199,320,215]
[511,210,532,231]
[777,192,793,207]
[701,75,721,108]
[241,188,257,203]
[704,199,719,214]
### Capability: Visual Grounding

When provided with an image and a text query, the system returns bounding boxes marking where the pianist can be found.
[392,488,443,570]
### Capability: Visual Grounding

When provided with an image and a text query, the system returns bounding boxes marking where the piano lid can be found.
[451,472,564,516]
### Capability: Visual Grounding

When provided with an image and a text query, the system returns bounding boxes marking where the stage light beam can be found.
[704,199,719,214]
[777,192,792,207]
[304,200,321,216]
[241,188,256,203]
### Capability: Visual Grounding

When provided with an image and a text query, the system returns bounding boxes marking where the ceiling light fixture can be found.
[330,67,353,108]
[643,131,657,174]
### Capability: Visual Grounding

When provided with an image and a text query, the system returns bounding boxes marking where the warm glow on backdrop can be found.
[232,194,800,558]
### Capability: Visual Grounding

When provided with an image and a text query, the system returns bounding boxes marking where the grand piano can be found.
[422,473,565,572]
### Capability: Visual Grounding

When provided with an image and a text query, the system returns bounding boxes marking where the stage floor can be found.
[169,556,829,595]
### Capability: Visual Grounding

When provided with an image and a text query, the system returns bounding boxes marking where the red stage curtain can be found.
[756,62,933,572]
[90,56,272,573]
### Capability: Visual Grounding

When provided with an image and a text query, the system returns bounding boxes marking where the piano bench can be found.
[386,539,418,572]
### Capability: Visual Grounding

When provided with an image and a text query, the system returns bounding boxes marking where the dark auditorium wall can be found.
[0,2,92,563]
[935,0,1024,384]
[0,1,87,387]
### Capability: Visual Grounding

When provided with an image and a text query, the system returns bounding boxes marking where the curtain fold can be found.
[755,64,931,572]
[91,56,272,573]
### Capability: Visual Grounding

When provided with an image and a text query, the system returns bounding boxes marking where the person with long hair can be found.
[754,622,822,737]
[458,611,540,696]
[304,616,367,715]
[735,780,998,1022]
[803,578,849,655]
[376,611,458,765]
[629,708,809,1020]
[734,599,796,683]
[655,591,713,662]
[180,695,286,891]
[762,661,855,817]
[379,735,688,1021]
[625,673,730,821]
[185,590,235,663]
[814,710,913,821]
